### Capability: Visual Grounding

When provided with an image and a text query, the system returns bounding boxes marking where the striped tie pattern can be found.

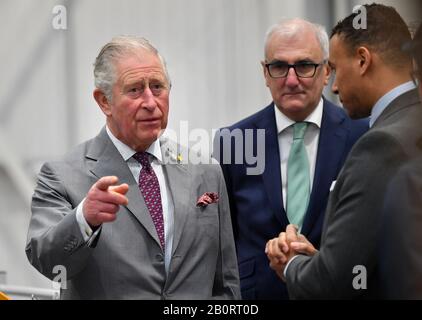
[286,122,310,229]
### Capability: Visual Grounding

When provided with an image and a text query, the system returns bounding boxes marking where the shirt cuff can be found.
[284,255,301,279]
[76,199,101,243]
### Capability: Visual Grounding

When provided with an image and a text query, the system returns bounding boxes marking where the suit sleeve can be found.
[26,162,95,280]
[286,131,408,299]
[212,165,241,299]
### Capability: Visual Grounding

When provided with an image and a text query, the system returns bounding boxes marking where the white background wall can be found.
[0,0,420,294]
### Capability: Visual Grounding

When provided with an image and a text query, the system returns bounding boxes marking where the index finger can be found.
[95,176,119,191]
[278,232,289,253]
[110,183,129,195]
[286,224,299,244]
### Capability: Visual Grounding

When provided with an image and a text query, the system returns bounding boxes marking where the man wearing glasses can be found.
[214,18,368,299]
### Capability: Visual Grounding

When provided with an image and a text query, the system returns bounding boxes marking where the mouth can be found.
[283,92,305,97]
[138,118,161,125]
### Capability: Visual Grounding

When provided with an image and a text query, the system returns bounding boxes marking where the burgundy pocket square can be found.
[196,192,219,207]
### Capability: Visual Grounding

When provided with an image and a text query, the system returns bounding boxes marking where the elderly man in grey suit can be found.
[26,36,240,300]
[266,4,422,299]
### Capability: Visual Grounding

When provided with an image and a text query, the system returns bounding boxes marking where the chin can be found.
[148,132,161,142]
[344,108,365,120]
[280,96,305,107]
[281,103,307,114]
[137,131,159,144]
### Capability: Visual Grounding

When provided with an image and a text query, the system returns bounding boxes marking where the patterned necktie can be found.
[286,122,310,229]
[133,152,165,251]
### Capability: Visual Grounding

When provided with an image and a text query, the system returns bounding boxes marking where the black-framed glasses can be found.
[265,60,326,78]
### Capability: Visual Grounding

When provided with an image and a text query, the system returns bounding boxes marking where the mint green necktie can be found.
[286,122,310,228]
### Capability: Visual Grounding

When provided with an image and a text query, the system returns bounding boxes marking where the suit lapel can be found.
[86,128,161,246]
[256,104,289,226]
[301,101,348,235]
[159,138,190,256]
[163,163,190,256]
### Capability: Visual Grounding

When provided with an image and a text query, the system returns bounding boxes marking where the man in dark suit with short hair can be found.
[380,20,422,299]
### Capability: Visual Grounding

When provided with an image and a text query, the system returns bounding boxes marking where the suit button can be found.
[156,254,164,262]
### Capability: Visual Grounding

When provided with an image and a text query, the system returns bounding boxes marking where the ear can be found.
[93,89,112,116]
[322,63,331,86]
[356,46,372,76]
[261,60,270,87]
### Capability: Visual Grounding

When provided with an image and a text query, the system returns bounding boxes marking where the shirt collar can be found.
[106,126,163,163]
[370,81,416,127]
[274,98,324,134]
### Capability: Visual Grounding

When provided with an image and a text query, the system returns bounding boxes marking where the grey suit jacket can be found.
[286,89,422,299]
[26,128,240,300]
[380,156,422,299]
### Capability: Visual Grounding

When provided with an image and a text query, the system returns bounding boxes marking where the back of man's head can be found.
[331,3,412,69]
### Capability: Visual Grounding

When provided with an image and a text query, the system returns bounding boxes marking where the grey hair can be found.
[93,35,171,101]
[264,18,329,61]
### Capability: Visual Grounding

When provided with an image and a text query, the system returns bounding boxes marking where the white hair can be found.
[93,35,171,101]
[264,18,329,61]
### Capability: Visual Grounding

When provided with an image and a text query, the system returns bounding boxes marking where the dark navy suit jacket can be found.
[214,99,368,299]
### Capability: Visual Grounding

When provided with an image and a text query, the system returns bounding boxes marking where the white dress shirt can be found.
[274,98,323,212]
[76,126,174,273]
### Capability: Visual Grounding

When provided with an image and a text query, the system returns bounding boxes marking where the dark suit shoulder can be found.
[370,103,422,157]
[341,128,415,186]
[226,100,368,132]
[372,89,422,146]
[224,103,274,130]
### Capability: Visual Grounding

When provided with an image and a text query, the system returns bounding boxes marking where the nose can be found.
[141,87,157,111]
[285,67,300,87]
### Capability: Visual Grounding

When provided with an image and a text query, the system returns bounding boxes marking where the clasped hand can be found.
[265,224,317,281]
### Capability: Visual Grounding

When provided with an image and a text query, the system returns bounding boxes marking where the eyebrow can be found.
[124,77,166,85]
[267,59,317,65]
[123,80,145,88]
